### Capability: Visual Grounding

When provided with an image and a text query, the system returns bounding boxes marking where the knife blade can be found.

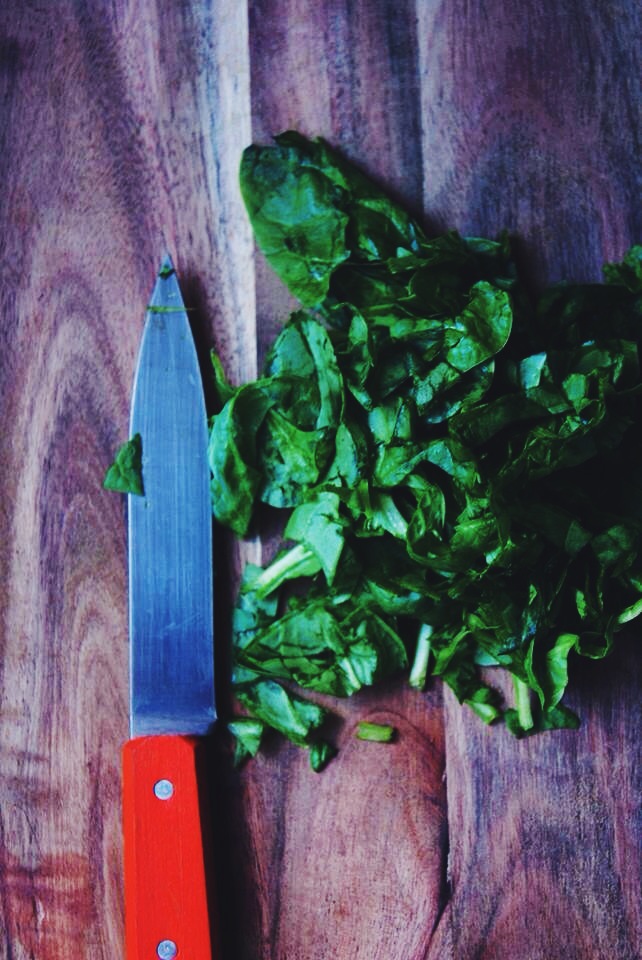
[123,256,217,960]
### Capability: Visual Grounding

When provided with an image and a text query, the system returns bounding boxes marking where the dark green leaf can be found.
[240,143,350,307]
[284,491,345,583]
[444,281,512,373]
[258,410,333,508]
[603,245,642,292]
[309,740,337,772]
[235,679,327,746]
[228,718,265,766]
[103,434,144,496]
[208,383,274,536]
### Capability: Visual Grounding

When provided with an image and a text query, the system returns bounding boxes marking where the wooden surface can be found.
[0,2,640,958]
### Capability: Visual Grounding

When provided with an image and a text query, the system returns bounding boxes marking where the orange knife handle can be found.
[122,734,218,959]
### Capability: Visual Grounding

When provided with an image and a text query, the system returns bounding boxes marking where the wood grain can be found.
[248,0,424,365]
[416,0,642,283]
[214,682,445,960]
[414,5,641,958]
[429,644,641,960]
[0,2,254,957]
[238,4,448,958]
[0,1,640,958]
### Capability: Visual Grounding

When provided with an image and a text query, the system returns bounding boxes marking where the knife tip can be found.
[158,253,175,280]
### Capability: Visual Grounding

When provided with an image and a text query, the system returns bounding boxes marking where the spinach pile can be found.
[209,132,641,768]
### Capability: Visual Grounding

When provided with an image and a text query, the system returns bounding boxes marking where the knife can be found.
[123,257,217,959]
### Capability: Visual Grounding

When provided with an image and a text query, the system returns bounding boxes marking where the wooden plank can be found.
[248,0,425,365]
[216,3,447,957]
[0,1,639,958]
[416,0,642,280]
[215,684,446,959]
[430,647,641,960]
[416,3,642,958]
[0,2,254,957]
[241,2,641,958]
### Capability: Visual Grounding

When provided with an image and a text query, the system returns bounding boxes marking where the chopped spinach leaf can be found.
[228,717,265,766]
[211,133,642,761]
[308,740,337,772]
[104,434,144,496]
[356,721,395,742]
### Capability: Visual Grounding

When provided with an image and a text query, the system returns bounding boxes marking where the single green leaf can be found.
[103,434,144,496]
[464,687,503,724]
[266,312,343,430]
[228,718,265,766]
[240,144,350,307]
[309,740,337,772]
[235,679,327,747]
[210,350,236,407]
[208,383,274,536]
[541,632,579,709]
[258,409,333,507]
[284,491,345,583]
[445,281,512,373]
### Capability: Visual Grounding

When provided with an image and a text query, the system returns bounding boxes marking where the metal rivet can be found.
[157,940,177,959]
[153,779,174,800]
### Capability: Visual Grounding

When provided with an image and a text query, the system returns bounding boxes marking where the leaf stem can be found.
[617,596,642,624]
[513,675,534,732]
[356,721,395,742]
[409,623,433,690]
[253,542,319,597]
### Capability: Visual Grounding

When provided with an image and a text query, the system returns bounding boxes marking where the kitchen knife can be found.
[123,256,217,959]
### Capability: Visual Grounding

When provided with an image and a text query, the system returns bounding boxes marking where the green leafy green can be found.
[104,434,144,496]
[228,717,265,766]
[234,676,327,747]
[308,740,337,772]
[213,132,641,764]
[356,721,395,742]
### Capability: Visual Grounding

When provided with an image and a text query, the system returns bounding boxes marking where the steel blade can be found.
[128,256,215,737]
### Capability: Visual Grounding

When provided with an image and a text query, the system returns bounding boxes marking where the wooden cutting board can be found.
[0,2,639,958]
